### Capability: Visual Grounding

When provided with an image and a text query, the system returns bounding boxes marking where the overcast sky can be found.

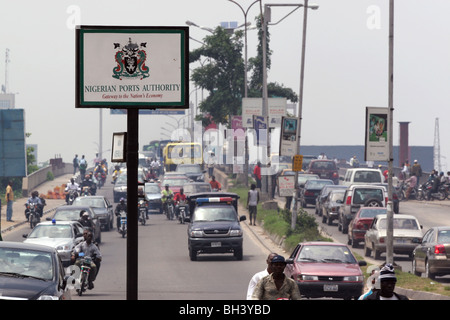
[1,0,449,171]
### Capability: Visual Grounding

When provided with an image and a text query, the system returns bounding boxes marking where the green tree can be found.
[190,27,245,127]
[189,16,298,126]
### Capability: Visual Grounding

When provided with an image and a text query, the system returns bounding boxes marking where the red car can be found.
[348,207,387,248]
[285,242,366,300]
[161,175,190,194]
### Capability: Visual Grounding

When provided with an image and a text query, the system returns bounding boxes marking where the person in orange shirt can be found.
[209,176,221,191]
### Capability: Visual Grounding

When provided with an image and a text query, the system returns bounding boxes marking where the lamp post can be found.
[262,2,318,226]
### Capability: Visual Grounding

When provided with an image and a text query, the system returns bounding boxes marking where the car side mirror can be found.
[286,258,294,264]
[22,234,28,238]
[358,260,367,267]
[239,215,246,222]
[184,217,190,223]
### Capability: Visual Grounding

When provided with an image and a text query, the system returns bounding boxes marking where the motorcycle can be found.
[95,172,106,189]
[76,252,92,296]
[118,210,127,238]
[178,201,188,224]
[164,195,175,220]
[138,199,147,225]
[422,181,447,201]
[398,181,420,201]
[67,189,79,205]
[81,186,91,196]
[25,203,40,229]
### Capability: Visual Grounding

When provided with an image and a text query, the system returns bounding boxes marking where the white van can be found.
[341,168,384,186]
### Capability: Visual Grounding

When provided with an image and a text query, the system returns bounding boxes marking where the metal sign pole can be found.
[127,109,139,300]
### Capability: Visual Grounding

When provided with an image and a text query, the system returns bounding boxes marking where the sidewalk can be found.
[1,174,73,235]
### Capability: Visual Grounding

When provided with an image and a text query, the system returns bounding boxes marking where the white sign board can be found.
[242,98,286,128]
[76,26,189,109]
[277,175,296,197]
[279,117,298,157]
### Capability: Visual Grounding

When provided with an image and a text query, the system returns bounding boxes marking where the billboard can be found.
[76,26,189,109]
[0,109,26,177]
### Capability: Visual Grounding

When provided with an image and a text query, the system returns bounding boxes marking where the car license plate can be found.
[211,242,221,247]
[395,239,408,244]
[324,284,338,292]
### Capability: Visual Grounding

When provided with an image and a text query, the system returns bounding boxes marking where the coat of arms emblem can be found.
[112,38,149,80]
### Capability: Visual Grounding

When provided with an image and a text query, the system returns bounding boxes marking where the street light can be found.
[262,2,319,224]
[185,20,214,33]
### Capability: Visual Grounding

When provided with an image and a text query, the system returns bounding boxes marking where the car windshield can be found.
[378,218,420,230]
[164,179,188,186]
[310,161,336,170]
[359,208,387,218]
[28,224,74,239]
[353,170,382,183]
[352,188,384,204]
[145,184,161,193]
[53,209,85,221]
[306,180,333,189]
[437,230,450,243]
[297,244,357,264]
[177,165,201,173]
[330,191,345,202]
[193,206,237,222]
[73,198,105,208]
[184,184,211,193]
[0,248,54,281]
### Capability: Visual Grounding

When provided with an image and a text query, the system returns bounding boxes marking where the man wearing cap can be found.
[246,252,277,300]
[251,255,301,300]
[363,264,408,300]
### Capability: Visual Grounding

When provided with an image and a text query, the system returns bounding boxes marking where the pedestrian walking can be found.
[79,155,87,177]
[5,181,14,222]
[73,154,79,175]
[253,161,262,189]
[251,255,301,300]
[246,252,278,299]
[362,264,408,300]
[247,184,259,226]
[207,152,216,178]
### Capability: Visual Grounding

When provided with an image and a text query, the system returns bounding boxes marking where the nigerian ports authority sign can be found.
[76,26,189,109]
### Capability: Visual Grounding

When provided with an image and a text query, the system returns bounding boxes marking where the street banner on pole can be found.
[279,116,298,157]
[365,107,389,161]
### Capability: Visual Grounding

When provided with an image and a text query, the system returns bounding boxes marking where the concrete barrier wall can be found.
[22,162,73,197]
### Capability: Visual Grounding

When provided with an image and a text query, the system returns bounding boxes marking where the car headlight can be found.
[230,229,243,236]
[190,230,203,237]
[301,275,319,281]
[343,275,364,282]
[56,245,71,251]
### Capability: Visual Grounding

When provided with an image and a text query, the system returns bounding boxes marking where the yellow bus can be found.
[163,142,203,171]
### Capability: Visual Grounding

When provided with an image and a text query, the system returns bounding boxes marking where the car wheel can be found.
[412,258,421,277]
[364,242,371,257]
[373,245,381,260]
[189,247,197,261]
[425,260,436,279]
[234,247,243,261]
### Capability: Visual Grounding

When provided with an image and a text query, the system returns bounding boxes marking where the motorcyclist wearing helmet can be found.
[78,210,94,230]
[161,184,174,216]
[115,198,127,231]
[25,191,43,221]
[71,230,102,290]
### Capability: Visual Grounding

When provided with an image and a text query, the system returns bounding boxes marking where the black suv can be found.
[186,192,246,261]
